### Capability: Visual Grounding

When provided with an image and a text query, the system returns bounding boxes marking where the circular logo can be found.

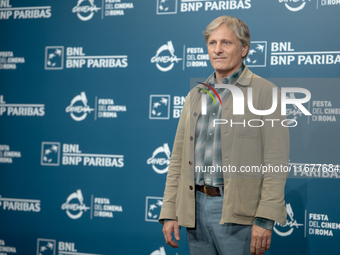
[147,144,171,174]
[72,0,101,21]
[65,92,94,121]
[151,41,182,72]
[61,190,90,219]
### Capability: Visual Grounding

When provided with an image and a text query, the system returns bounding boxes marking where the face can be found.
[207,24,249,78]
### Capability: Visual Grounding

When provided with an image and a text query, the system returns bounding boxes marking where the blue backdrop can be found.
[1,0,340,254]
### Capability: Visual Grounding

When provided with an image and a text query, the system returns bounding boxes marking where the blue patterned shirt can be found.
[194,65,244,187]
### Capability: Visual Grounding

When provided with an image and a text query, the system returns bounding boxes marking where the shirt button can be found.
[189,161,193,165]
[190,136,193,141]
[213,113,215,115]
[209,133,212,136]
[193,112,197,117]
[189,186,193,190]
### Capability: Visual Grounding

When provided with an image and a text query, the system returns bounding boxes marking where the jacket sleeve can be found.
[255,84,290,226]
[159,92,190,224]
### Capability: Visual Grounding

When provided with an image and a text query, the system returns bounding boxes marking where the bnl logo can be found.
[149,95,185,119]
[145,196,163,222]
[156,0,177,15]
[41,142,61,166]
[45,46,64,70]
[245,41,267,67]
[37,239,56,255]
[149,95,170,119]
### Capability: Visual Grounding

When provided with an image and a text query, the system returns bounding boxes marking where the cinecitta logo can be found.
[151,41,182,72]
[61,190,90,219]
[147,144,171,174]
[65,92,94,121]
[72,0,101,21]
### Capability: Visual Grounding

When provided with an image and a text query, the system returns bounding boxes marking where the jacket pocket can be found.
[232,180,262,217]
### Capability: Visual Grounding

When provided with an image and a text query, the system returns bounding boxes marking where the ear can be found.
[241,44,249,58]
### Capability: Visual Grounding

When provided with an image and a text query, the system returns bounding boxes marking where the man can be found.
[159,16,289,255]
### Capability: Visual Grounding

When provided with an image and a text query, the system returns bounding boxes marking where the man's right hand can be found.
[162,220,180,248]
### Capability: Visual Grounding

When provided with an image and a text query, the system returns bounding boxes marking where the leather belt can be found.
[196,185,224,197]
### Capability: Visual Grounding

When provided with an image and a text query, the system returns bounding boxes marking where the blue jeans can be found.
[186,189,252,255]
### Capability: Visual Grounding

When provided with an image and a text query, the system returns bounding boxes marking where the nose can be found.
[214,43,223,55]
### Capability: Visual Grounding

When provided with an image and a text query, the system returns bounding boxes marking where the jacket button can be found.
[189,161,193,165]
[190,136,193,141]
[189,185,193,190]
[193,112,197,117]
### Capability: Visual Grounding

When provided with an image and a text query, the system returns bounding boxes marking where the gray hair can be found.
[203,16,251,58]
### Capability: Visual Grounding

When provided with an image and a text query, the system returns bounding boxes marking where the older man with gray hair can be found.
[159,16,289,255]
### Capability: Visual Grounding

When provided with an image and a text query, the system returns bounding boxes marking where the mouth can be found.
[214,57,226,61]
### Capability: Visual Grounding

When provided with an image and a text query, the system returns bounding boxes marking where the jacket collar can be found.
[235,65,253,87]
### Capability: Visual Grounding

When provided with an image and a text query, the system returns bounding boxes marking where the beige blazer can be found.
[159,66,290,227]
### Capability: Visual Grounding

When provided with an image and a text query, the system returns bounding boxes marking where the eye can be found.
[224,42,230,45]
[209,41,216,45]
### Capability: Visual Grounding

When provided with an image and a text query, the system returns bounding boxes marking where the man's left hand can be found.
[250,224,272,255]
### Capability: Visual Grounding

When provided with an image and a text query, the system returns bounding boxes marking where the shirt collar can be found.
[208,63,245,86]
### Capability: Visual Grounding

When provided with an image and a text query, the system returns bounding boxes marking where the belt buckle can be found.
[203,185,214,197]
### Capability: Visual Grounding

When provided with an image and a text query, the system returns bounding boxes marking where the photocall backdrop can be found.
[1,0,340,254]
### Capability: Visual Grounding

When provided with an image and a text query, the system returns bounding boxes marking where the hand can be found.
[250,224,272,255]
[162,220,180,248]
